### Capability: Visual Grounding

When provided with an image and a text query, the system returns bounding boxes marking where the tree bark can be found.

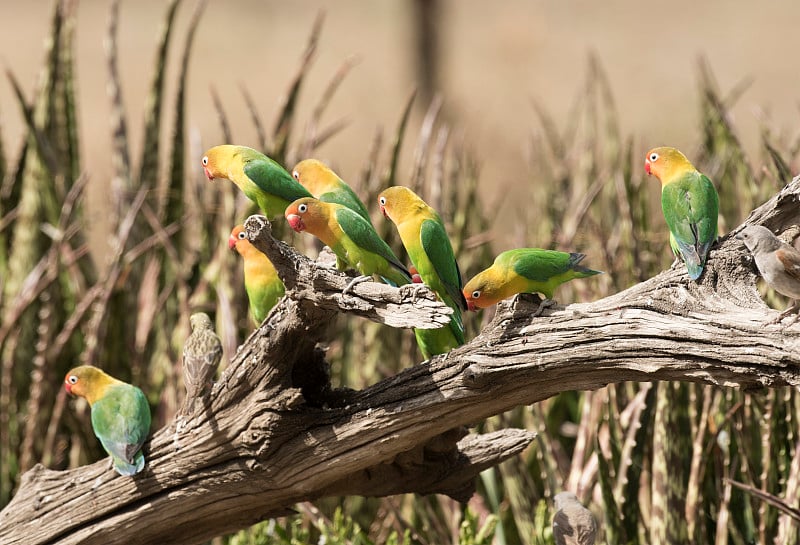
[2,178,800,545]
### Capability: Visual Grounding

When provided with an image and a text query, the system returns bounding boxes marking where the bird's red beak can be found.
[228,234,238,250]
[64,381,72,394]
[286,214,305,232]
[644,161,652,176]
[466,299,476,311]
[380,204,388,218]
[204,166,213,180]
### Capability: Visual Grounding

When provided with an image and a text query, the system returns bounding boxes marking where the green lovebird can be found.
[285,197,412,287]
[463,248,602,310]
[645,146,719,280]
[291,159,373,224]
[202,145,312,218]
[378,186,466,358]
[230,224,285,323]
[64,365,151,476]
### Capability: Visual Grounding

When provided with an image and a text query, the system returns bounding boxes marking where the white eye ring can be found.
[202,156,208,166]
[292,170,300,180]
[379,197,386,205]
[298,204,308,213]
[649,153,658,162]
[68,375,78,384]
[471,290,481,299]
[238,231,247,239]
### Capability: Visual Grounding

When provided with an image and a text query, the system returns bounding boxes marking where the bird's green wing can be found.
[420,218,467,310]
[508,249,581,281]
[91,385,150,464]
[335,207,411,282]
[318,188,372,225]
[244,158,313,203]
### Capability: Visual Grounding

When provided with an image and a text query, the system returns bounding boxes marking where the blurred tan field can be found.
[2,0,800,247]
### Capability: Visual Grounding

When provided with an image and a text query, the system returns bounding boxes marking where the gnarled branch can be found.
[2,178,800,545]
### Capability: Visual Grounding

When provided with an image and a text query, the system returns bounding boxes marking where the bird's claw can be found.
[343,275,372,296]
[531,298,556,318]
[400,282,428,303]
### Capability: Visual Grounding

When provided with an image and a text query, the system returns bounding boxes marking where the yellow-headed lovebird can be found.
[230,225,285,323]
[645,146,719,280]
[202,145,312,218]
[182,313,222,411]
[64,366,151,476]
[291,159,373,224]
[285,197,412,287]
[378,186,466,357]
[463,249,602,311]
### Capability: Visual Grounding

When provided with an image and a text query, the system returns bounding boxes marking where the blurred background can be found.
[2,1,800,544]
[2,0,800,249]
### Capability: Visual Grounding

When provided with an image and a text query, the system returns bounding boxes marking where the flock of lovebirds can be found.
[61,143,800,479]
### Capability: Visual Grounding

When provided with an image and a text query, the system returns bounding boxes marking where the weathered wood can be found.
[2,178,800,545]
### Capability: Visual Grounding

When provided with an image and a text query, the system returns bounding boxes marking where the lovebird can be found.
[64,365,151,476]
[285,197,412,287]
[230,225,285,322]
[291,159,373,224]
[378,186,466,357]
[553,492,597,545]
[463,249,602,310]
[182,312,222,409]
[645,146,719,280]
[202,145,312,218]
[736,225,800,322]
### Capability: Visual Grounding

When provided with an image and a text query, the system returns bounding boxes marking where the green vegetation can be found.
[1,2,799,544]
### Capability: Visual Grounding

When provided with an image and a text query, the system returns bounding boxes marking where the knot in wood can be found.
[461,364,489,389]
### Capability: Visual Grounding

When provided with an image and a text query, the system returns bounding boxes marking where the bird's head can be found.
[189,312,213,332]
[285,197,324,233]
[229,225,247,251]
[735,225,781,254]
[644,146,694,185]
[64,365,113,404]
[378,186,425,224]
[291,159,331,196]
[462,273,496,311]
[201,145,239,181]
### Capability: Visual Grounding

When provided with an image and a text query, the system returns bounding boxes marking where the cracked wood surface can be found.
[2,178,800,544]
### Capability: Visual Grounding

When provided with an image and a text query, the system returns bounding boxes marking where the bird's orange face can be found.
[201,147,225,181]
[644,149,661,178]
[229,225,246,251]
[285,198,316,233]
[64,369,86,397]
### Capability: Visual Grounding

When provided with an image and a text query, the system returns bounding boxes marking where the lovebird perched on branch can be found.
[202,145,312,218]
[463,249,602,310]
[291,159,373,224]
[645,146,719,280]
[230,225,285,323]
[285,197,412,287]
[64,365,151,476]
[378,186,466,357]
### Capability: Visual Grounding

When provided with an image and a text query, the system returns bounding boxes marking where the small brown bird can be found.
[181,313,223,411]
[736,225,800,323]
[553,491,597,545]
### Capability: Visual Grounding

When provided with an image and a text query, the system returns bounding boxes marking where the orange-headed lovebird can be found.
[291,159,373,224]
[64,365,151,476]
[378,186,466,357]
[285,197,412,287]
[463,248,601,311]
[202,145,312,218]
[229,225,285,323]
[645,146,719,280]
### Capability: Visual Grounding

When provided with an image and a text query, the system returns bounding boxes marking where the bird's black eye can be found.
[202,156,208,166]
[649,153,659,162]
[298,203,308,213]
[379,197,386,206]
[292,170,300,180]
[472,290,481,299]
[68,375,78,384]
[238,231,246,239]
